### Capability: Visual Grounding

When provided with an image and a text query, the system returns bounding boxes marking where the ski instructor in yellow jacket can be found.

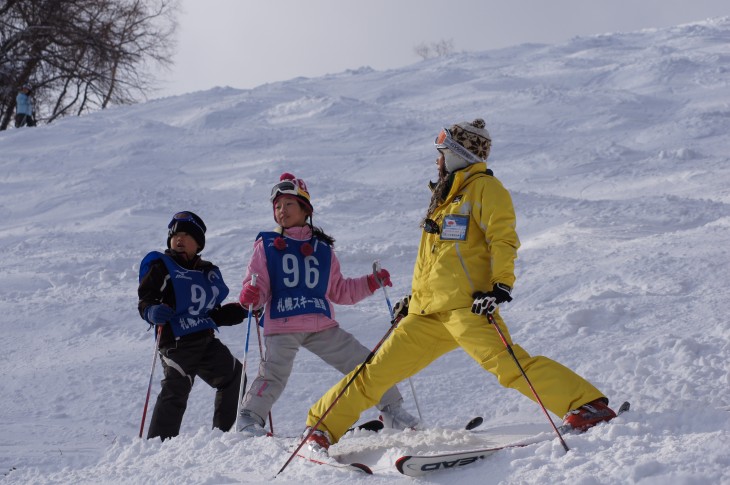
[301,118,618,453]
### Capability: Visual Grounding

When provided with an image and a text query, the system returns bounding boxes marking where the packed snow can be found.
[1,17,729,485]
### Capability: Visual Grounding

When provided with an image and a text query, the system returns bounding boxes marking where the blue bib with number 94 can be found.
[139,251,229,337]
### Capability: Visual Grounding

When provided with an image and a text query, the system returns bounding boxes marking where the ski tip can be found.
[350,463,373,474]
[296,453,372,475]
[617,401,630,415]
[395,455,411,475]
[360,419,385,432]
[465,416,484,430]
[346,419,384,434]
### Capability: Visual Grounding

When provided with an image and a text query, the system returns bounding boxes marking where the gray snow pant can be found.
[241,326,403,423]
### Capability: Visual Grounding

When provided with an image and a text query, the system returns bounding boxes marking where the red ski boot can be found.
[562,398,617,432]
[303,428,331,455]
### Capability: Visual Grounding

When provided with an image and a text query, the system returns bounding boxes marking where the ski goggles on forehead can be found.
[270,180,305,202]
[434,127,483,165]
[434,128,452,148]
[168,211,203,231]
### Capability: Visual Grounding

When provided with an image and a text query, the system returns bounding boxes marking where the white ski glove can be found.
[391,295,411,325]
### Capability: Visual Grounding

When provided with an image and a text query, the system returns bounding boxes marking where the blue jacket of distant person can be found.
[16,92,33,115]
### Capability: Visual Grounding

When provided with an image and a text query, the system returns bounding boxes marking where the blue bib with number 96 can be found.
[258,232,332,320]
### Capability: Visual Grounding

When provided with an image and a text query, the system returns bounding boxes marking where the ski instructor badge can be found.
[440,214,469,241]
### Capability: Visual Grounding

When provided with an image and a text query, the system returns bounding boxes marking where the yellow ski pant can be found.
[306,308,606,443]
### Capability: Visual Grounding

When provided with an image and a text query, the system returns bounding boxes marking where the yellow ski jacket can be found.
[410,162,520,315]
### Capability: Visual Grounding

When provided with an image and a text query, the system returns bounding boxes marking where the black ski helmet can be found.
[167,211,206,252]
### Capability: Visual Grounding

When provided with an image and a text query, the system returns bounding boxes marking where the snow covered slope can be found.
[1,17,728,485]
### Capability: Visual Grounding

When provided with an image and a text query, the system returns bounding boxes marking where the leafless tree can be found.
[413,39,455,60]
[0,0,179,130]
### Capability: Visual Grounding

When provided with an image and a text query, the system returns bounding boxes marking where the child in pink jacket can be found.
[236,173,418,437]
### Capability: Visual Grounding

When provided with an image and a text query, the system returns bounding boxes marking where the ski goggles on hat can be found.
[270,180,309,203]
[434,127,483,165]
[168,211,204,232]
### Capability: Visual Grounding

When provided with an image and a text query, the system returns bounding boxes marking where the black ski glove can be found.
[391,295,411,325]
[209,302,248,326]
[471,283,513,315]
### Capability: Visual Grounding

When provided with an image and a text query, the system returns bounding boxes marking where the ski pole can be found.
[139,325,162,439]
[372,260,423,423]
[487,312,570,452]
[235,273,257,431]
[275,322,398,477]
[253,312,274,435]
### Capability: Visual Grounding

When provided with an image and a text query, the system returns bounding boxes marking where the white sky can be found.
[156,0,729,97]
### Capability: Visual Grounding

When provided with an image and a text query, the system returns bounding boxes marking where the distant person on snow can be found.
[302,118,618,454]
[235,173,418,436]
[138,211,248,441]
[15,83,36,128]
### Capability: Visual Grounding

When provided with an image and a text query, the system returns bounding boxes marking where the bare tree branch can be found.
[0,0,180,130]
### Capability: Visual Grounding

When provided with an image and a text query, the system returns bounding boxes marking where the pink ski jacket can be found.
[239,225,374,335]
